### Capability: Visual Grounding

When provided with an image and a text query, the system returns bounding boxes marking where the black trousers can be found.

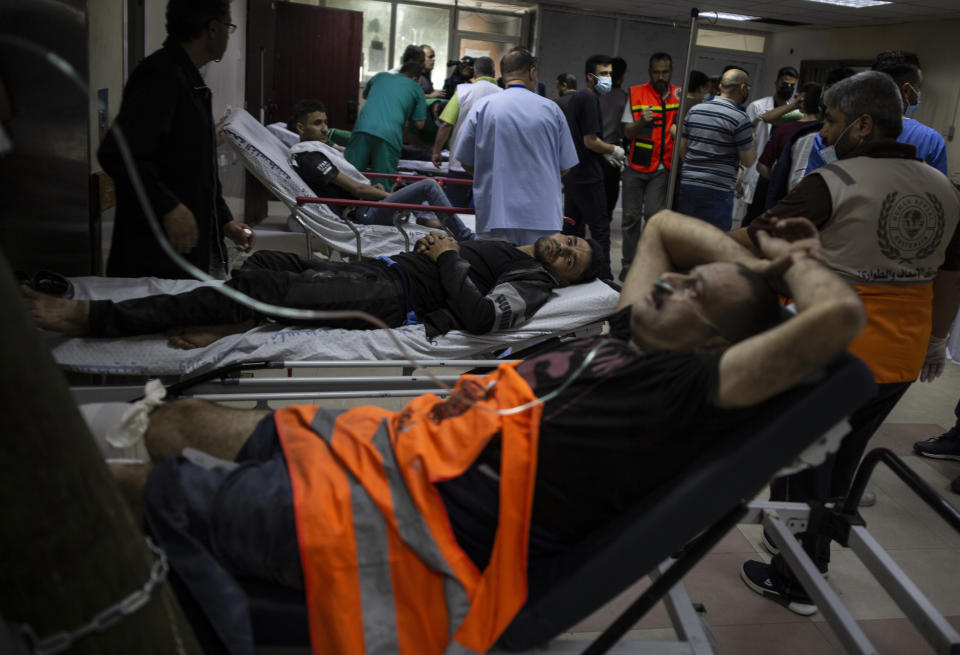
[562,182,612,281]
[771,380,912,576]
[603,162,622,217]
[88,251,407,337]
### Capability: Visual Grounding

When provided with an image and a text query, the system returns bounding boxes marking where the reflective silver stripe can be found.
[309,407,346,443]
[346,467,400,654]
[370,421,473,638]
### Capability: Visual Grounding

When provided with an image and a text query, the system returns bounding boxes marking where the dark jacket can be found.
[99,39,232,278]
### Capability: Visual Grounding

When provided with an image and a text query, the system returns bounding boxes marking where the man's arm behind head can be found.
[714,230,865,408]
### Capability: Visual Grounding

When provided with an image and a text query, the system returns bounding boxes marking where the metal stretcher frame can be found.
[156,352,960,654]
[294,190,475,257]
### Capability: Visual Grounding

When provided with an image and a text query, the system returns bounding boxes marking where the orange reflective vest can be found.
[276,363,542,655]
[627,82,681,173]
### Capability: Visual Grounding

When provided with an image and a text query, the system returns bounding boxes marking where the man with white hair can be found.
[736,70,960,614]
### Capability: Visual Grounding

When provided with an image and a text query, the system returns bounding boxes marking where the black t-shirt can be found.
[563,88,604,185]
[438,308,762,567]
[293,150,356,201]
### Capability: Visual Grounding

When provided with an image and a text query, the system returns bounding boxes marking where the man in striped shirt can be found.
[677,68,756,231]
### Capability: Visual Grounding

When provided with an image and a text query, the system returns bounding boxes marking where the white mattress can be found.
[223,109,434,258]
[51,277,620,377]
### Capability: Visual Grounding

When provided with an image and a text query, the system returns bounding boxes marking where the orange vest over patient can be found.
[816,158,959,383]
[275,363,542,655]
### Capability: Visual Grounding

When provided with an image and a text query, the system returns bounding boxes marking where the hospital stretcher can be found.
[156,352,960,654]
[267,121,452,175]
[54,274,618,395]
[226,109,465,260]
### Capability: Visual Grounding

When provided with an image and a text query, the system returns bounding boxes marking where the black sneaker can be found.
[914,427,960,461]
[740,560,818,616]
[951,474,960,495]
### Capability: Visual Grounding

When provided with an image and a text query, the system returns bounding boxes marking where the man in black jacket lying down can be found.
[26,232,603,347]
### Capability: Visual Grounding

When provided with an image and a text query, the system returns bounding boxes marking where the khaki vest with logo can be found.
[816,156,959,382]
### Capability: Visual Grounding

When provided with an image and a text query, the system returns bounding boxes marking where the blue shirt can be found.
[680,97,754,192]
[455,86,578,233]
[805,117,948,176]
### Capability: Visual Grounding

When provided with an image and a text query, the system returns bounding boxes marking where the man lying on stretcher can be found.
[92,211,865,655]
[25,232,603,347]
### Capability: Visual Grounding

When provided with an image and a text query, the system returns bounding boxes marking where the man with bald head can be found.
[676,68,756,230]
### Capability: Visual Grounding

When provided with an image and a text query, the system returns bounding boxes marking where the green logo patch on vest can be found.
[877,191,945,264]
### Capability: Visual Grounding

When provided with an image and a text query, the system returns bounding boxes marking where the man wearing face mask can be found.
[733,71,960,614]
[738,66,799,227]
[619,53,682,280]
[804,51,947,177]
[676,68,756,231]
[560,54,625,281]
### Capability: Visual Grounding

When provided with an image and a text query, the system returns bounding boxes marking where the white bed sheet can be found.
[51,277,619,377]
[224,109,434,258]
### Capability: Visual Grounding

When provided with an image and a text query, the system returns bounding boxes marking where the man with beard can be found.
[619,53,682,280]
[26,233,603,346]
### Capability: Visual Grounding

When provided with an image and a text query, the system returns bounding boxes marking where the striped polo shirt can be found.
[680,96,753,192]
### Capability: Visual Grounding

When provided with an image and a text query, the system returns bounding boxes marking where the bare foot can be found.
[22,283,90,336]
[166,319,257,349]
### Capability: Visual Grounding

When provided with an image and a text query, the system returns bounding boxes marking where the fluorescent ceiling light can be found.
[705,11,760,21]
[801,0,892,7]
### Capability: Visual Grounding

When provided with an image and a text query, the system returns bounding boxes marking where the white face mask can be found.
[819,116,860,165]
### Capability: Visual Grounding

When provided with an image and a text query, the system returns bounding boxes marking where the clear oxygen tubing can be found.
[3,34,615,417]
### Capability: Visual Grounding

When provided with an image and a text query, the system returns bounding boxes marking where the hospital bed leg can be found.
[581,504,746,655]
[652,564,716,654]
[763,512,876,654]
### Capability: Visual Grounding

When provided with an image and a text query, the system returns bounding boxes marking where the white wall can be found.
[763,21,960,175]
[87,0,125,173]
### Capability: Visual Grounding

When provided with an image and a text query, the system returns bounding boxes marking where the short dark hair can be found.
[687,69,709,91]
[288,99,327,132]
[725,264,784,343]
[776,66,799,80]
[871,50,920,86]
[556,72,577,89]
[573,238,605,285]
[501,48,536,78]
[825,67,856,88]
[649,52,672,68]
[585,54,613,78]
[611,57,627,84]
[474,56,495,77]
[401,44,424,64]
[800,82,822,115]
[166,0,230,42]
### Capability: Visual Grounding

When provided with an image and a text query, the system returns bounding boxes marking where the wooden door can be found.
[273,3,362,131]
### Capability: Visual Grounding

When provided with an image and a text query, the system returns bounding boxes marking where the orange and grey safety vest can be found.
[627,82,681,173]
[816,157,960,383]
[276,363,542,654]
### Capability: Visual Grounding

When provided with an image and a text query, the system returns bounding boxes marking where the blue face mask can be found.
[904,83,921,118]
[592,74,612,95]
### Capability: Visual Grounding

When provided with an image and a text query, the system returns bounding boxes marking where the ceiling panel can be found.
[539,0,960,31]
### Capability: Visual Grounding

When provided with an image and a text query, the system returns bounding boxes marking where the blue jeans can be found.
[354,179,475,241]
[675,183,734,232]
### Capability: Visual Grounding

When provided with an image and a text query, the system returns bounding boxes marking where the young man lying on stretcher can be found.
[25,232,602,347]
[93,211,864,655]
